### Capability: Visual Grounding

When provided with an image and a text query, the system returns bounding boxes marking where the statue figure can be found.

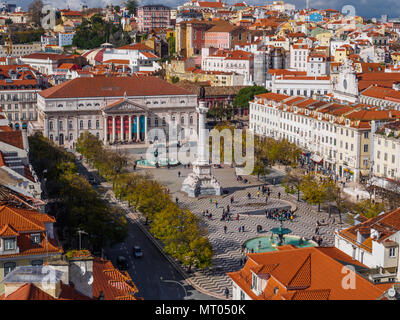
[199,86,206,100]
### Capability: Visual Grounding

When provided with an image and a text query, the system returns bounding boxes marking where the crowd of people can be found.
[265,208,295,221]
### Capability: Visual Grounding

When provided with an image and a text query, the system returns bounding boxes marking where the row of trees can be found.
[28,133,128,251]
[283,168,389,223]
[76,132,213,272]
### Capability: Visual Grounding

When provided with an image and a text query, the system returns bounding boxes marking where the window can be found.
[364,144,368,152]
[389,247,396,257]
[96,120,100,129]
[252,273,258,291]
[80,120,83,129]
[69,133,73,141]
[88,120,91,129]
[4,238,16,251]
[181,116,184,125]
[162,117,166,126]
[3,262,16,276]
[31,233,40,244]
[392,155,395,164]
[49,121,53,130]
[69,121,73,129]
[31,260,43,266]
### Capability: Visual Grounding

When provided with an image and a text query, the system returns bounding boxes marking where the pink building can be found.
[137,5,171,32]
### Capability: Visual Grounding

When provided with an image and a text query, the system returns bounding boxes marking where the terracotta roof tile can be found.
[40,76,193,99]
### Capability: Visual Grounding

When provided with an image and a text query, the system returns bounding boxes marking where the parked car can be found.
[116,256,128,270]
[133,246,143,258]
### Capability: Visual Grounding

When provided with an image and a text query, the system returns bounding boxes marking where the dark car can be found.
[116,256,128,270]
[133,246,143,258]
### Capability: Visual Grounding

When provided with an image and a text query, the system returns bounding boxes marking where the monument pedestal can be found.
[181,96,223,197]
[181,162,222,197]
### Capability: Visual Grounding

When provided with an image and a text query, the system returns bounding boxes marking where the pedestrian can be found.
[257,191,260,198]
[133,164,137,171]
[268,190,271,197]
[224,287,229,299]
[278,192,281,199]
[175,197,178,204]
[315,226,319,235]
[230,196,234,204]
[224,225,227,234]
[265,196,268,204]
[215,200,218,208]
[209,213,212,220]
[242,225,245,232]
[247,192,251,200]
[248,212,250,216]
[238,226,241,232]
[178,171,181,178]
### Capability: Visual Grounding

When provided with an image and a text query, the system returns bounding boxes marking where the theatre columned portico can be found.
[103,98,150,143]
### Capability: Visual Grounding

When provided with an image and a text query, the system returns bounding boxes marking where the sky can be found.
[14,0,397,19]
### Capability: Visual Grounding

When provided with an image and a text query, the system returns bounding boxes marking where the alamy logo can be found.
[41,5,56,29]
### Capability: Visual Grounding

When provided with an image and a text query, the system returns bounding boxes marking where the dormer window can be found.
[4,238,16,251]
[31,233,41,244]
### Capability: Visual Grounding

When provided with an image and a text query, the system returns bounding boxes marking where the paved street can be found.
[75,157,217,300]
[76,147,350,299]
[144,163,350,297]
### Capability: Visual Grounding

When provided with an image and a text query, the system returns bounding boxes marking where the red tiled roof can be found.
[0,131,24,149]
[228,246,390,300]
[117,43,153,51]
[39,76,193,99]
[93,258,140,300]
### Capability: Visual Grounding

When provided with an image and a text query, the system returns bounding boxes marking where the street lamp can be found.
[160,276,188,299]
[77,229,88,251]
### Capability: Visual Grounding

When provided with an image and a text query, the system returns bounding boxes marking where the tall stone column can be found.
[128,115,132,141]
[112,116,116,142]
[197,101,208,165]
[103,116,108,143]
[144,114,148,142]
[137,115,140,141]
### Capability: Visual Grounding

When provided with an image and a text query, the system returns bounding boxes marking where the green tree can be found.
[126,0,138,15]
[28,0,44,27]
[233,86,267,112]
[167,35,175,56]
[283,168,305,201]
[300,173,327,212]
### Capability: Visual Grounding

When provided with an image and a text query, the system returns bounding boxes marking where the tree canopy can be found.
[72,14,131,49]
[233,86,267,110]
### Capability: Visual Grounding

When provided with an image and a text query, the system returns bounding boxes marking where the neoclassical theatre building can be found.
[35,76,198,148]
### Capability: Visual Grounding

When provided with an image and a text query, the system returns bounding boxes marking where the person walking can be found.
[257,191,260,198]
[278,192,281,199]
[265,196,268,204]
[224,225,227,234]
[175,197,179,204]
[178,171,181,178]
[315,226,319,235]
[242,225,245,232]
[230,196,234,204]
[238,226,241,232]
[224,287,229,299]
[215,200,218,208]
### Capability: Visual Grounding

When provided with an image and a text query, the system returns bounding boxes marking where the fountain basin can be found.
[136,158,180,168]
[244,234,317,253]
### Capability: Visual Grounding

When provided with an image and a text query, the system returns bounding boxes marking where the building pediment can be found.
[103,98,150,114]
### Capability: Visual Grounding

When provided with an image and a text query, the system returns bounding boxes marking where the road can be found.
[75,156,218,300]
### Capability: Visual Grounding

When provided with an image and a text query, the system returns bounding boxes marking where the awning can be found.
[310,154,323,163]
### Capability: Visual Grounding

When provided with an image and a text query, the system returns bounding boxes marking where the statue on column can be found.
[199,86,206,100]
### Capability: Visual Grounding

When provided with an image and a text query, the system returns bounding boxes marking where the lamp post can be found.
[160,277,188,299]
[77,229,88,251]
